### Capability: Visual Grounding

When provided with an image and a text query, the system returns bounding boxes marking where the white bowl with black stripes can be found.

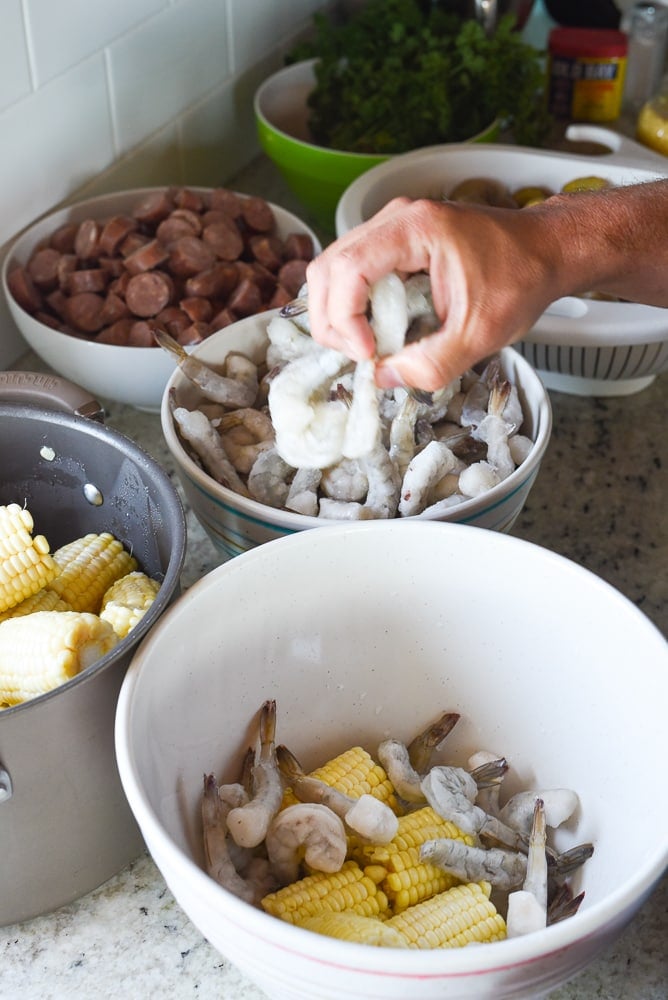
[336,127,668,397]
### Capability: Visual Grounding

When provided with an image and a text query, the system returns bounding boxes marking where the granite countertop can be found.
[2,158,667,999]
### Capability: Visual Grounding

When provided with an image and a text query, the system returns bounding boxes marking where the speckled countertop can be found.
[1,157,667,999]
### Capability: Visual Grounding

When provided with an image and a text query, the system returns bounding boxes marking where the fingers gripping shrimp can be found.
[276,745,398,844]
[226,700,283,849]
[265,803,348,885]
[268,348,352,469]
[154,329,258,408]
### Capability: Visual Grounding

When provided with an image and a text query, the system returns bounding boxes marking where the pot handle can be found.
[0,371,104,422]
[0,763,12,803]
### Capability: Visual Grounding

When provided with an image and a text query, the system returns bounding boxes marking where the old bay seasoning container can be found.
[548,28,628,122]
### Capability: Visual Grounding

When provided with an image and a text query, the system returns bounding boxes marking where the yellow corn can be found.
[261,860,390,925]
[282,745,401,814]
[0,610,119,705]
[385,881,507,948]
[100,571,161,638]
[0,587,71,622]
[353,806,474,913]
[51,533,137,614]
[299,912,407,947]
[0,504,58,614]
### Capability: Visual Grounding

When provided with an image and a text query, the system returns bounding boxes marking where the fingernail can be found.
[375,363,404,389]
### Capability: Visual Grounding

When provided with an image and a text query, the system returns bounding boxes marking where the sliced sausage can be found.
[119,231,151,258]
[7,266,43,314]
[124,239,170,275]
[27,247,61,290]
[45,288,69,319]
[268,285,294,310]
[125,271,173,317]
[210,306,237,330]
[74,219,100,260]
[132,190,174,225]
[156,306,191,337]
[249,234,284,272]
[49,223,78,254]
[178,321,209,345]
[241,196,274,233]
[180,296,213,324]
[95,318,134,345]
[167,236,216,278]
[184,261,238,299]
[128,319,160,346]
[173,187,205,213]
[209,188,244,218]
[202,221,244,262]
[64,268,109,295]
[99,291,130,325]
[98,215,138,256]
[156,216,198,246]
[227,277,262,317]
[65,291,106,333]
[278,258,309,297]
[283,232,315,261]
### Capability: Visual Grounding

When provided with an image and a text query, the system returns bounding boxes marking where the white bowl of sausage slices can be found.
[2,186,321,412]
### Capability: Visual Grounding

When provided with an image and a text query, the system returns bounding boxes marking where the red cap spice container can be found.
[548,28,628,122]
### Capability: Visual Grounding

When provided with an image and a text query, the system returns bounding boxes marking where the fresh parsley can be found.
[288,0,551,152]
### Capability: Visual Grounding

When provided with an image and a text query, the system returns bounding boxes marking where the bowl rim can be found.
[115,519,668,980]
[160,312,553,530]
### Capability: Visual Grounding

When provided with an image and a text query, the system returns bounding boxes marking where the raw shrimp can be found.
[285,467,322,516]
[370,272,409,357]
[268,347,352,469]
[472,373,518,481]
[398,440,460,517]
[341,359,382,460]
[458,460,500,498]
[265,803,348,885]
[320,458,368,503]
[420,838,528,891]
[155,329,258,408]
[266,314,322,367]
[217,407,275,475]
[421,765,526,850]
[506,798,548,937]
[468,750,506,816]
[377,712,460,803]
[247,448,294,508]
[201,773,255,904]
[172,406,250,497]
[226,700,283,850]
[276,745,398,844]
[388,392,421,479]
[361,443,401,518]
[499,788,580,837]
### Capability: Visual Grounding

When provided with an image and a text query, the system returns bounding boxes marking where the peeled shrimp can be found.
[216,407,275,475]
[247,447,294,508]
[265,803,347,885]
[226,700,283,849]
[398,440,459,517]
[499,788,580,837]
[155,329,258,408]
[276,745,398,844]
[285,467,322,516]
[268,347,352,469]
[172,407,250,497]
[388,392,421,480]
[320,458,368,503]
[266,314,322,367]
[341,359,382,460]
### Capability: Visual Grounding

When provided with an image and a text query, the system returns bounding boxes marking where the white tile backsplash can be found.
[0,0,330,367]
[0,0,31,113]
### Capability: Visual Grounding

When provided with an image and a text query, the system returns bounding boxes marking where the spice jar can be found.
[636,73,668,155]
[548,28,628,122]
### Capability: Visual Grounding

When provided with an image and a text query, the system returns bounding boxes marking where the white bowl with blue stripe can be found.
[160,312,552,562]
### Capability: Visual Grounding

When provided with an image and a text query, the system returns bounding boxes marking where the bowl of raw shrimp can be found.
[114,519,668,1000]
[2,185,321,413]
[159,281,552,562]
[336,130,668,396]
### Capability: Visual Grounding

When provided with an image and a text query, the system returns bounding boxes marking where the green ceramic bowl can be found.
[254,59,499,234]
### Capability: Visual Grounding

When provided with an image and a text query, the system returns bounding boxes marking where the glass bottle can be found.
[636,72,668,155]
[624,3,668,114]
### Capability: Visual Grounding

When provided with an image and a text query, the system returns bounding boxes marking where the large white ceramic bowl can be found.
[2,188,320,413]
[115,521,668,1000]
[336,127,668,397]
[160,312,552,561]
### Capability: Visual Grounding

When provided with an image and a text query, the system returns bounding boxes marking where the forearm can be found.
[528,179,668,308]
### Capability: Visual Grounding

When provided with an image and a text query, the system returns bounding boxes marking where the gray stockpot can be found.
[0,371,187,926]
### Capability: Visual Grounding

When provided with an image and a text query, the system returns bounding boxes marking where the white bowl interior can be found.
[116,522,668,999]
[3,189,321,412]
[161,313,552,555]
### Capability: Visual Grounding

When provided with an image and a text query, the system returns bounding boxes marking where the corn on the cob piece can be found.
[0,610,119,705]
[0,504,58,614]
[299,912,408,947]
[282,745,401,815]
[51,532,137,614]
[100,571,161,638]
[261,860,390,925]
[0,587,71,622]
[385,881,507,948]
[353,806,474,913]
